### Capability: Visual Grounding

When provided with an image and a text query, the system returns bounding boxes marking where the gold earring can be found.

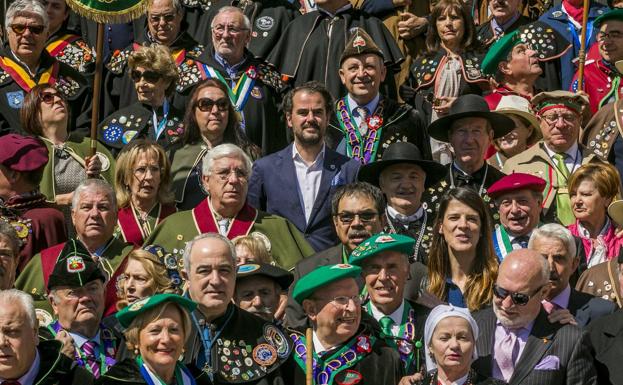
[134,345,139,355]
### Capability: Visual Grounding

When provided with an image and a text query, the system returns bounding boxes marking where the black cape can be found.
[267,6,404,99]
[33,339,94,385]
[95,357,210,385]
[476,15,532,48]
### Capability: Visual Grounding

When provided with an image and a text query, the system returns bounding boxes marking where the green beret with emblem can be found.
[47,238,107,291]
[292,264,362,304]
[340,27,385,65]
[348,233,415,266]
[116,293,197,328]
[595,8,623,27]
[481,30,521,76]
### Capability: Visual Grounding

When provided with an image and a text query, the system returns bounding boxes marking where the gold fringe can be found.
[65,0,149,24]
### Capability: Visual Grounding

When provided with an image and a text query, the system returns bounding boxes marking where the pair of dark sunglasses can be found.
[10,24,45,35]
[492,284,545,306]
[130,69,160,83]
[195,97,229,112]
[39,91,61,104]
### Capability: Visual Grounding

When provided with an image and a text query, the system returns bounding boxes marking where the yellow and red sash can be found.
[46,34,81,57]
[117,203,177,246]
[0,56,59,91]
[191,199,257,238]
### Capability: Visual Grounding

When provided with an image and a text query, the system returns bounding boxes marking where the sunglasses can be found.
[130,69,160,83]
[493,284,544,306]
[10,24,45,35]
[195,97,229,112]
[148,13,177,24]
[39,91,62,104]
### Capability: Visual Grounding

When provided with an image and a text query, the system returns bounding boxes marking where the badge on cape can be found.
[66,256,86,273]
[252,343,277,366]
[337,370,363,385]
[95,152,111,171]
[256,16,274,31]
[6,91,24,109]
[264,324,289,359]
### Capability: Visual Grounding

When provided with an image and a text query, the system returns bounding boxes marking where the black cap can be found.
[236,263,293,290]
[47,239,107,290]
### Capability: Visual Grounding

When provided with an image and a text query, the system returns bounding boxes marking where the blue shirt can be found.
[445,278,467,308]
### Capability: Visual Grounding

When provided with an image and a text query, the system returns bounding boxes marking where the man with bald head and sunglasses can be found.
[471,248,597,385]
[0,0,91,136]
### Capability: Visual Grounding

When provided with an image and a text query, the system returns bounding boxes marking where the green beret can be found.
[292,264,361,305]
[595,8,623,27]
[481,31,522,76]
[348,233,415,266]
[116,293,197,328]
[47,239,107,291]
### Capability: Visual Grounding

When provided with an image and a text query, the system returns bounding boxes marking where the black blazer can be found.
[588,309,623,385]
[567,288,617,327]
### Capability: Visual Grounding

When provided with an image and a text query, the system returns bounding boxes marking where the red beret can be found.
[0,134,48,172]
[487,172,546,198]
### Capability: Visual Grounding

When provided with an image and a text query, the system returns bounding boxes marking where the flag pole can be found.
[577,0,591,92]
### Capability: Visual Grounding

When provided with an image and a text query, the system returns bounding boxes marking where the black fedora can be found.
[427,94,515,143]
[357,142,447,188]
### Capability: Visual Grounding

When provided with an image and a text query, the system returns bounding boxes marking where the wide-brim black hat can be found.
[236,263,294,290]
[427,94,515,143]
[357,142,446,188]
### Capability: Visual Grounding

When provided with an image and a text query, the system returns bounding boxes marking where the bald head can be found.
[500,249,549,287]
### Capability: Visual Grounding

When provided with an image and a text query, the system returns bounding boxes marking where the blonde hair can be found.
[116,249,179,310]
[232,234,272,264]
[568,163,622,201]
[115,140,174,208]
[123,301,191,356]
[128,44,179,97]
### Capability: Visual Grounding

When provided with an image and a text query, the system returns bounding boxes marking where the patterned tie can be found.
[379,316,394,337]
[217,218,230,236]
[542,300,561,314]
[355,107,369,136]
[553,153,574,225]
[495,329,519,382]
[515,235,530,249]
[82,340,101,378]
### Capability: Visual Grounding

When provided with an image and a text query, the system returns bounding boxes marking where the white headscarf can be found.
[424,304,479,373]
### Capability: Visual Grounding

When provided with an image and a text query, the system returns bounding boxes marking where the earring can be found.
[134,345,139,355]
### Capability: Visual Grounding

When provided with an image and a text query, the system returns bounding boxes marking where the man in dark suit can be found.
[248,81,360,252]
[529,223,616,327]
[587,309,623,385]
[472,248,597,385]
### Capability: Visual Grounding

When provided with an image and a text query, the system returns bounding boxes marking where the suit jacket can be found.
[587,309,623,385]
[472,307,597,385]
[567,288,616,327]
[248,144,360,252]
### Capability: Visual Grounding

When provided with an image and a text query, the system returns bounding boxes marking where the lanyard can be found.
[191,306,234,380]
[153,99,170,141]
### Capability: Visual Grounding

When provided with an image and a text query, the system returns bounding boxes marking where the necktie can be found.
[553,153,575,225]
[379,316,394,337]
[217,218,230,236]
[495,329,519,381]
[355,107,369,136]
[515,235,529,249]
[82,340,101,378]
[542,300,561,314]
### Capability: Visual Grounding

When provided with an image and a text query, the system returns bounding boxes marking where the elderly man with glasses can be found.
[472,248,597,385]
[0,0,91,136]
[504,91,600,226]
[146,143,314,271]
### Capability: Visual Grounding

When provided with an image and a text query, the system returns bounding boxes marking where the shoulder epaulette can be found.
[257,63,285,92]
[177,60,203,91]
[186,44,204,59]
[106,47,133,74]
[55,75,82,98]
[181,0,212,11]
[462,53,484,81]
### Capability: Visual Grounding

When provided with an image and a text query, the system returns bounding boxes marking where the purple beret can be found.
[0,134,48,172]
[488,172,546,199]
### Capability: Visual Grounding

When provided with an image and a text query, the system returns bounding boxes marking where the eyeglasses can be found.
[196,97,230,112]
[211,24,249,37]
[39,91,62,105]
[212,168,249,182]
[335,211,379,224]
[541,112,578,125]
[597,31,623,42]
[321,295,363,308]
[148,13,177,24]
[133,165,161,178]
[131,69,160,83]
[10,24,45,35]
[492,284,544,306]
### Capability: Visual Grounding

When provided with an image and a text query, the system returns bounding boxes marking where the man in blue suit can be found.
[248,81,360,252]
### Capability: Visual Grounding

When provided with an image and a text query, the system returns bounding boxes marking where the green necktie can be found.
[379,316,394,337]
[553,153,575,225]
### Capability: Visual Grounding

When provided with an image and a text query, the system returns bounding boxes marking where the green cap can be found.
[481,30,522,76]
[595,8,623,27]
[348,233,415,266]
[292,264,362,305]
[116,293,197,328]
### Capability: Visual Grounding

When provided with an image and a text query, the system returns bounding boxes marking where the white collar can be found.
[369,300,405,326]
[292,143,325,166]
[0,349,40,385]
[387,205,423,224]
[69,330,102,349]
[347,93,380,116]
[543,141,579,161]
[312,330,329,354]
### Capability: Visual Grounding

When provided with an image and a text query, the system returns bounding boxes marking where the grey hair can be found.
[5,0,49,29]
[148,0,183,14]
[534,251,551,285]
[0,221,21,252]
[183,232,237,274]
[210,6,251,30]
[71,179,117,211]
[528,223,577,260]
[201,143,253,178]
[0,289,38,329]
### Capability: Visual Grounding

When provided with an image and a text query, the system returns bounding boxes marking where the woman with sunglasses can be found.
[114,139,176,245]
[424,187,498,312]
[98,45,184,155]
[170,79,260,210]
[20,84,115,236]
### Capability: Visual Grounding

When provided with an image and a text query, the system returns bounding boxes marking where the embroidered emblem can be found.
[251,86,263,99]
[129,297,149,311]
[122,130,138,144]
[337,370,363,385]
[375,235,395,243]
[103,124,123,143]
[237,264,260,273]
[256,16,274,31]
[252,343,277,366]
[95,152,111,172]
[6,90,24,108]
[264,324,290,359]
[66,256,85,273]
[353,35,366,47]
[332,264,353,269]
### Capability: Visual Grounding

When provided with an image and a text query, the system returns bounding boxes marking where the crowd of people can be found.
[1,0,623,384]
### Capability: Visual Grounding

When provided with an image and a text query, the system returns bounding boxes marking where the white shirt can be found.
[69,330,102,356]
[387,205,424,226]
[0,350,40,385]
[347,94,380,129]
[312,330,332,354]
[544,141,581,175]
[293,144,325,224]
[368,300,405,337]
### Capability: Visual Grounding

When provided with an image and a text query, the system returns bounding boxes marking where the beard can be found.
[294,123,323,146]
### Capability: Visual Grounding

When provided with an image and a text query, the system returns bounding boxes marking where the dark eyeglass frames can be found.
[195,98,229,112]
[130,69,160,83]
[10,24,45,35]
[39,91,62,104]
[492,284,545,306]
